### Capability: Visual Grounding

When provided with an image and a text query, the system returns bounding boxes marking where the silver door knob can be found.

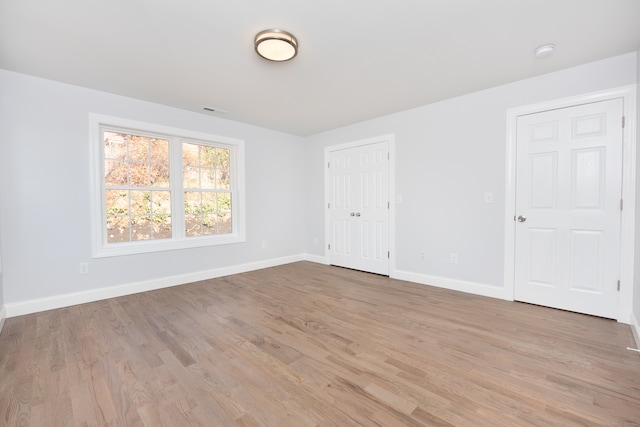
[355,213,361,217]
[350,212,355,216]
[517,215,527,222]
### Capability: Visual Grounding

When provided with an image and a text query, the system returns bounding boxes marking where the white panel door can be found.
[514,99,623,318]
[327,141,389,275]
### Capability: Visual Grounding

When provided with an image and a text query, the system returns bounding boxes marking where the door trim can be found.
[504,85,637,323]
[324,134,396,274]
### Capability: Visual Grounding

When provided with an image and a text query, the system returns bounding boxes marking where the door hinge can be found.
[328,243,331,250]
[327,162,330,168]
[387,201,390,209]
[387,152,390,160]
[328,202,330,209]
[620,199,623,211]
[617,280,621,291]
[388,251,390,259]
[622,116,625,128]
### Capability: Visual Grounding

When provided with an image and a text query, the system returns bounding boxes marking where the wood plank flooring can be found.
[1,261,639,426]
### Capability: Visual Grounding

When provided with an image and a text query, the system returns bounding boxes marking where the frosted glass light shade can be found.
[255,29,298,62]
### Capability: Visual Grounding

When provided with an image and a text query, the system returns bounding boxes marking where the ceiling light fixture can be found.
[534,44,555,58]
[254,29,298,62]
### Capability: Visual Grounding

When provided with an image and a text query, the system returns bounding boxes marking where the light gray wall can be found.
[0,69,306,305]
[0,52,637,319]
[0,94,6,329]
[635,48,640,336]
[304,53,637,297]
[0,197,4,324]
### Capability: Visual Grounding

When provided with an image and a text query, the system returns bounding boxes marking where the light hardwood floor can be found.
[1,261,639,426]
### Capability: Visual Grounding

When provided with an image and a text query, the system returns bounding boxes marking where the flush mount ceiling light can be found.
[534,44,555,58]
[254,29,298,62]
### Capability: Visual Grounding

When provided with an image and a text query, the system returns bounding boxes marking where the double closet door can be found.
[327,141,389,276]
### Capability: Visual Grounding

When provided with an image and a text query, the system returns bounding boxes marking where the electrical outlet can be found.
[420,251,426,262]
[484,192,493,203]
[450,253,458,264]
[79,262,89,274]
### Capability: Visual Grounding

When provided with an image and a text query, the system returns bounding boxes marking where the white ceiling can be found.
[1,0,639,136]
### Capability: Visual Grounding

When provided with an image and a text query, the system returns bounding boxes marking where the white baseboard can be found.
[391,269,508,301]
[303,259,507,300]
[5,254,305,318]
[631,312,640,349]
[0,305,6,334]
[303,253,328,264]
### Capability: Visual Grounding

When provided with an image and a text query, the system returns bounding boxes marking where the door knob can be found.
[355,212,361,217]
[350,212,355,216]
[517,215,527,222]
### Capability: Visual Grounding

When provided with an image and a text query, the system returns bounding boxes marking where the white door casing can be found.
[514,99,623,319]
[325,138,390,275]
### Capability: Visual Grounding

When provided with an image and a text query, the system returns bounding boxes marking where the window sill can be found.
[92,233,246,258]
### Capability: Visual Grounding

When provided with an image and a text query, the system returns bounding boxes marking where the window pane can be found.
[129,162,149,187]
[131,216,152,241]
[130,191,151,215]
[201,192,216,213]
[200,168,215,190]
[218,193,231,212]
[218,213,232,234]
[183,143,199,166]
[152,191,171,215]
[107,216,130,243]
[218,194,231,234]
[104,132,127,159]
[128,135,149,162]
[215,148,230,168]
[200,146,215,167]
[106,190,129,215]
[202,214,217,235]
[105,161,128,186]
[216,169,230,190]
[184,191,201,214]
[150,138,169,164]
[183,166,199,188]
[150,164,170,186]
[153,218,172,239]
[185,214,201,237]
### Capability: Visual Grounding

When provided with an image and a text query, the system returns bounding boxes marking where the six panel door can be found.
[514,99,623,319]
[327,141,389,275]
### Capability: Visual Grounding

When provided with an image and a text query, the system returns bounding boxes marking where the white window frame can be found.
[89,113,246,258]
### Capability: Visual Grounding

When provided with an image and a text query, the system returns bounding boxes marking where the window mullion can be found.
[230,145,238,235]
[171,137,185,239]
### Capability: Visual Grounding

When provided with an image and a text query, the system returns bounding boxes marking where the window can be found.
[90,114,245,257]
[104,132,172,243]
[182,143,232,237]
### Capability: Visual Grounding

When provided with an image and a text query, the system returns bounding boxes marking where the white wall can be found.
[305,53,637,300]
[0,70,306,313]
